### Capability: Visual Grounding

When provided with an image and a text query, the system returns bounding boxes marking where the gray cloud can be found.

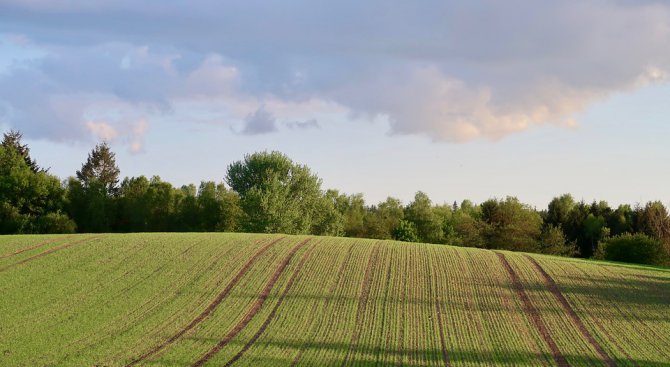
[285,119,319,130]
[240,107,277,135]
[1,0,670,144]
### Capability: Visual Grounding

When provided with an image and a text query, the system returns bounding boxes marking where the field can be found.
[1,233,669,366]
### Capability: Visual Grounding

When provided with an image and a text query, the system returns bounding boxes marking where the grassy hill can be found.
[1,233,669,366]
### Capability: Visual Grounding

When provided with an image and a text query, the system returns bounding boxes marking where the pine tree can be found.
[76,142,120,196]
[1,130,41,173]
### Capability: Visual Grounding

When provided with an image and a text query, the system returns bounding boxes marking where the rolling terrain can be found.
[1,233,669,366]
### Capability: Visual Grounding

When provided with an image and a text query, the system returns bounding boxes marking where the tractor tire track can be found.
[0,235,74,259]
[221,243,317,367]
[340,244,380,367]
[0,236,99,272]
[191,238,311,367]
[525,256,617,367]
[125,236,285,366]
[434,297,451,367]
[496,253,569,367]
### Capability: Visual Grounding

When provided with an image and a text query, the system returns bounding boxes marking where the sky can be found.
[1,0,669,208]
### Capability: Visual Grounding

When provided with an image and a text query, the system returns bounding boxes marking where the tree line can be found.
[1,130,669,266]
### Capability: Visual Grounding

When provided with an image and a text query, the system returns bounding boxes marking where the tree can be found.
[636,201,670,244]
[563,201,591,257]
[546,194,574,228]
[342,193,367,237]
[540,225,577,256]
[608,204,635,236]
[311,193,345,237]
[0,144,73,233]
[392,220,420,243]
[479,197,543,252]
[635,201,670,259]
[1,130,41,173]
[196,181,243,232]
[226,151,323,234]
[582,213,609,257]
[405,191,443,243]
[76,142,120,196]
[175,184,200,231]
[365,197,405,240]
[116,176,151,232]
[68,142,121,232]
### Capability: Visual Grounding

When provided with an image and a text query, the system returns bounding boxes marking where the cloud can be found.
[86,121,118,141]
[85,118,149,154]
[285,119,320,130]
[1,1,670,145]
[129,119,149,154]
[240,107,277,135]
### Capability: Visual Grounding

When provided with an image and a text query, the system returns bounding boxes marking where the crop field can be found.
[1,233,669,366]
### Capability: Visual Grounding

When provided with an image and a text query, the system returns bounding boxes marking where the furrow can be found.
[525,255,617,367]
[0,236,100,272]
[496,253,569,367]
[125,236,284,366]
[191,238,311,367]
[0,236,74,259]
[222,243,317,367]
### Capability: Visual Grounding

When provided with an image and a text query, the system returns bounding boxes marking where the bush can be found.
[392,220,420,243]
[596,233,667,266]
[540,225,577,257]
[0,202,28,234]
[34,212,77,234]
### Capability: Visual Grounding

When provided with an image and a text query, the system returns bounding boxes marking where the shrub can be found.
[34,212,77,234]
[596,233,667,266]
[392,220,420,243]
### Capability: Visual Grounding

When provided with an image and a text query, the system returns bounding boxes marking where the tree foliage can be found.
[1,130,41,173]
[596,233,667,266]
[226,151,323,234]
[392,220,420,243]
[2,129,669,266]
[0,144,74,233]
[76,142,120,196]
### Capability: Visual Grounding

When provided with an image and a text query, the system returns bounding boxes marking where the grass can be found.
[0,233,669,366]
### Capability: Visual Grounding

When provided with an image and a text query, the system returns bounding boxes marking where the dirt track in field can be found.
[191,238,311,367]
[525,255,617,367]
[496,253,569,367]
[340,245,381,367]
[434,297,451,367]
[222,243,317,367]
[0,236,98,272]
[0,236,74,259]
[125,236,285,366]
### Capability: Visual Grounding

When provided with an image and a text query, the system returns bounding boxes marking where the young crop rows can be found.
[1,233,668,366]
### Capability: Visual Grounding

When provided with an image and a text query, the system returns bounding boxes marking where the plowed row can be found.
[1,233,668,366]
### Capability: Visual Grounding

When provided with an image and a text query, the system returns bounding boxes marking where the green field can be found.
[1,234,669,366]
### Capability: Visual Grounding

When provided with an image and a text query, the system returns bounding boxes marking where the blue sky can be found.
[1,1,669,208]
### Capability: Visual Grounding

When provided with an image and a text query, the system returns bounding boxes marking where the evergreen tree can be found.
[68,142,121,232]
[1,130,41,173]
[76,142,120,196]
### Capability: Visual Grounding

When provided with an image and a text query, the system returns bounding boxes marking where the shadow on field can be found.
[154,337,670,366]
[510,275,670,307]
